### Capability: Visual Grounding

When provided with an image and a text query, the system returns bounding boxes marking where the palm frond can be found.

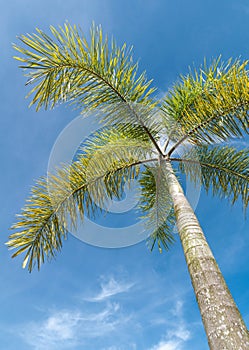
[139,165,176,252]
[161,58,249,155]
[81,130,155,203]
[7,130,156,271]
[14,23,156,110]
[80,123,158,154]
[14,23,163,153]
[171,145,249,209]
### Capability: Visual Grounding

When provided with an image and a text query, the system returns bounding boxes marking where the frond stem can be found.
[163,138,170,153]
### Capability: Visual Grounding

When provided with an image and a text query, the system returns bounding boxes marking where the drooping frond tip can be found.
[6,128,157,271]
[139,165,176,253]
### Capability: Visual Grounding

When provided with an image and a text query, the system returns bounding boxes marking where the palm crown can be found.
[8,24,249,272]
[7,23,249,349]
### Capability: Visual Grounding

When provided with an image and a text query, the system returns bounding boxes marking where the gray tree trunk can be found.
[164,160,249,350]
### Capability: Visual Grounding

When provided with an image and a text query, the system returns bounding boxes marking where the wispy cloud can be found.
[16,277,194,350]
[19,310,82,350]
[150,339,182,350]
[103,345,137,350]
[18,302,130,350]
[148,300,191,350]
[17,275,137,349]
[85,276,135,302]
[148,325,190,350]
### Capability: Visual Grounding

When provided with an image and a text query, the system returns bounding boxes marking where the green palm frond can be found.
[7,131,156,271]
[162,58,249,155]
[81,123,158,154]
[81,130,155,202]
[139,165,176,252]
[172,145,249,209]
[14,23,156,110]
[11,22,249,274]
[14,23,162,153]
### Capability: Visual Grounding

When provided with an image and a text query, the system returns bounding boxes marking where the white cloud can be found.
[171,300,183,316]
[103,345,137,350]
[150,339,181,350]
[167,326,191,342]
[44,311,80,339]
[148,327,190,350]
[17,276,136,349]
[20,310,82,350]
[85,276,134,302]
[17,278,194,350]
[19,303,130,350]
[149,326,191,350]
[148,300,191,350]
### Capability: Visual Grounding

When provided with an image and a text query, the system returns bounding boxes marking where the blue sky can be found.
[1,1,249,349]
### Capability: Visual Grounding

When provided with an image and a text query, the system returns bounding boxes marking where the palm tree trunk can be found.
[164,160,249,350]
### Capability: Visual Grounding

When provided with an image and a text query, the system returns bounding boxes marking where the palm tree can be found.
[7,24,249,349]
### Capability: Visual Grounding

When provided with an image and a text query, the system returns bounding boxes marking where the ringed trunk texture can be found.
[164,161,249,350]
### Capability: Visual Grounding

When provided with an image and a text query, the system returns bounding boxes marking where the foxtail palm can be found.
[7,24,249,349]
